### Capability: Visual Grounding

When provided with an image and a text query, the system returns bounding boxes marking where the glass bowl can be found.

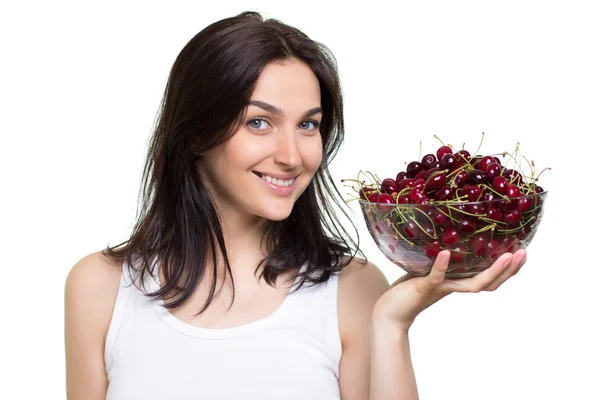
[358,192,548,278]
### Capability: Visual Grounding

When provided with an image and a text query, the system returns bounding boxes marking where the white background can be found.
[2,1,599,399]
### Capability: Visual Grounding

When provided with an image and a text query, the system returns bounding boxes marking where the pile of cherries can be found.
[345,138,548,270]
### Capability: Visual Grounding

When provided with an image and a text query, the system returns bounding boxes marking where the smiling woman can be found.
[64,9,526,400]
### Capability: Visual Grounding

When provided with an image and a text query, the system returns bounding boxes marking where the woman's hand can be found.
[372,249,527,331]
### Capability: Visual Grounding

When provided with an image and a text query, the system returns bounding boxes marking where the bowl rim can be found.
[356,190,548,206]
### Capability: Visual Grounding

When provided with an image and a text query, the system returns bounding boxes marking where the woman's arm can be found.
[369,320,417,400]
[64,251,121,400]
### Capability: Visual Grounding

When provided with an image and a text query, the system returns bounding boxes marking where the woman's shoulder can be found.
[64,250,123,339]
[337,256,390,342]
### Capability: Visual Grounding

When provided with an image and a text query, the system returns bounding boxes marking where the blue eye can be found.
[247,118,269,130]
[299,120,320,130]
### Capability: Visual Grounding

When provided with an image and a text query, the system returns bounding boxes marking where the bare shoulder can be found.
[65,250,122,304]
[338,256,390,299]
[337,256,390,343]
[65,250,123,398]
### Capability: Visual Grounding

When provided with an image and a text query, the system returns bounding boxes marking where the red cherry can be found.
[400,221,421,239]
[411,178,426,191]
[397,194,410,204]
[492,176,508,194]
[466,203,486,216]
[441,228,461,245]
[478,155,495,171]
[359,187,375,200]
[517,197,533,212]
[406,161,424,178]
[486,206,502,221]
[425,172,446,192]
[485,162,502,179]
[506,184,522,198]
[462,185,481,202]
[436,145,453,160]
[470,234,489,257]
[455,171,467,186]
[395,171,407,184]
[503,209,521,225]
[432,210,452,228]
[367,193,380,203]
[421,154,437,169]
[398,178,414,190]
[435,186,453,201]
[423,240,441,258]
[381,178,399,194]
[458,219,477,234]
[466,169,488,185]
[449,244,468,263]
[410,188,426,203]
[440,153,458,171]
[486,238,501,260]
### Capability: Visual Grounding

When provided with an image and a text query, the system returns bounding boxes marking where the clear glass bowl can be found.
[359,192,548,277]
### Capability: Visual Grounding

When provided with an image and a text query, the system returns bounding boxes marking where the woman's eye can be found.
[299,120,320,130]
[248,119,269,130]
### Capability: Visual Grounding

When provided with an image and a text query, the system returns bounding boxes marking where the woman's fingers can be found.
[482,249,527,291]
[440,252,514,293]
[417,250,451,293]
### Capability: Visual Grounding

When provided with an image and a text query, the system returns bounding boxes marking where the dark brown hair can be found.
[103,11,367,314]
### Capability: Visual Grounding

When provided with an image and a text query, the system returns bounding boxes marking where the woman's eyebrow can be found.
[248,100,322,118]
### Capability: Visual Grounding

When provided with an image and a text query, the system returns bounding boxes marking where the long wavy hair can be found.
[103,11,367,314]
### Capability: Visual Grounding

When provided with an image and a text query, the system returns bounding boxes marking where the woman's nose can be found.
[273,128,302,168]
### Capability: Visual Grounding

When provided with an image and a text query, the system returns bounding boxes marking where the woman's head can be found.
[105,11,366,312]
[197,58,324,223]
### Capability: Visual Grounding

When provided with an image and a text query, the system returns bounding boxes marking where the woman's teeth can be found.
[260,174,295,187]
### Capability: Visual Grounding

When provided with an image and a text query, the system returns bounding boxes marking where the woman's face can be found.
[197,58,323,222]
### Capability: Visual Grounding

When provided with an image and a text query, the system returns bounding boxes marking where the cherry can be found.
[398,178,414,190]
[411,178,426,191]
[435,186,453,201]
[440,153,458,171]
[466,169,487,185]
[410,188,426,203]
[449,244,468,263]
[506,184,522,198]
[486,238,501,260]
[454,171,467,186]
[432,210,452,228]
[396,171,407,184]
[466,203,486,216]
[486,206,502,221]
[400,221,421,239]
[458,219,477,234]
[503,209,521,226]
[436,145,453,160]
[485,162,502,179]
[462,185,481,202]
[470,234,489,257]
[423,240,442,258]
[406,161,423,178]
[478,155,495,171]
[360,187,375,200]
[492,176,508,194]
[535,185,544,193]
[517,197,533,212]
[457,149,471,159]
[441,228,461,245]
[415,170,428,180]
[397,194,410,204]
[381,178,399,194]
[425,172,446,192]
[367,193,380,203]
[421,154,437,169]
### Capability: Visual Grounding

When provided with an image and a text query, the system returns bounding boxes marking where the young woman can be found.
[64,11,526,400]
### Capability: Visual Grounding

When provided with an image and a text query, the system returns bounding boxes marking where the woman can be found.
[64,11,526,399]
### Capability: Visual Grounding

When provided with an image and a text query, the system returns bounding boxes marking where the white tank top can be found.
[104,256,343,399]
